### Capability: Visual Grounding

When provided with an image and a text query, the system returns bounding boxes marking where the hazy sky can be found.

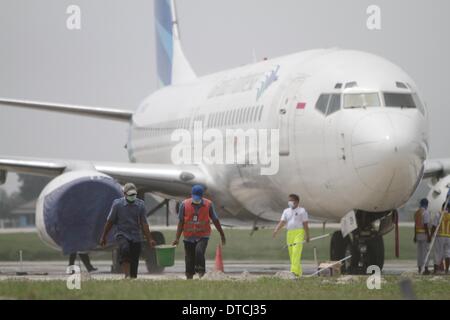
[1,0,449,194]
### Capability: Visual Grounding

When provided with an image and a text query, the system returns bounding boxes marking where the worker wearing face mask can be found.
[172,184,226,279]
[100,183,156,279]
[273,194,310,277]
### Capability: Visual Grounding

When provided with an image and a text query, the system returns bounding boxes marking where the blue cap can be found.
[191,184,204,202]
[420,198,428,208]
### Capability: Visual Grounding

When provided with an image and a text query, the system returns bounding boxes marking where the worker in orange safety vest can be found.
[172,184,226,279]
[431,202,450,274]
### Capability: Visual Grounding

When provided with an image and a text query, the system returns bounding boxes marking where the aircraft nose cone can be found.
[351,113,426,194]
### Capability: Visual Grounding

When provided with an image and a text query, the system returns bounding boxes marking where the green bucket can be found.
[155,245,176,267]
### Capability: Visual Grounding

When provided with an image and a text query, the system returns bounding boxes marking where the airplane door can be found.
[278,78,306,156]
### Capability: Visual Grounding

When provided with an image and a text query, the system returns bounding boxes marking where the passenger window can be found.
[258,105,264,121]
[245,107,250,122]
[249,107,254,122]
[315,94,330,114]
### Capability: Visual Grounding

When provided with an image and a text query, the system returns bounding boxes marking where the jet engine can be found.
[35,170,123,255]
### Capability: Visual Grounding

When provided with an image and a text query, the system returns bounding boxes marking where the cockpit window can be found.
[315,94,330,114]
[327,94,341,115]
[384,93,416,109]
[412,93,425,115]
[344,93,380,108]
[315,94,341,115]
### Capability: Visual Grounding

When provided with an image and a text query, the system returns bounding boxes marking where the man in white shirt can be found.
[273,194,310,277]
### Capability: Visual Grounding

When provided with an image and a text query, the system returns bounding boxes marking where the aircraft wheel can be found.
[367,235,385,270]
[330,231,357,274]
[330,231,349,273]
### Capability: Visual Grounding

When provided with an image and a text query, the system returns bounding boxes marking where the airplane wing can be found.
[0,98,206,197]
[0,98,133,122]
[423,158,450,179]
[0,155,208,197]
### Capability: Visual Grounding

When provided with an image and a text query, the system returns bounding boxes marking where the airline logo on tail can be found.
[155,0,174,87]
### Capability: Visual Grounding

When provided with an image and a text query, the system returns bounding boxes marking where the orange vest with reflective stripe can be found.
[437,211,450,238]
[414,208,426,234]
[183,198,212,238]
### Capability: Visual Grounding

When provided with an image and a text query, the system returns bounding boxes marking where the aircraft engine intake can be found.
[35,170,123,254]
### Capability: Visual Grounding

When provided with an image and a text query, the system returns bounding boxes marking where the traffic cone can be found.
[214,244,224,272]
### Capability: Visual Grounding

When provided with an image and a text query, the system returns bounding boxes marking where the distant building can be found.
[8,200,36,228]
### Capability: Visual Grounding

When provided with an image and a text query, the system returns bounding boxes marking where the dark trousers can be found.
[129,242,141,278]
[68,253,95,272]
[184,238,209,277]
[117,236,141,278]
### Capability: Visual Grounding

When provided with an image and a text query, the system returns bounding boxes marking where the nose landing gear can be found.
[330,210,394,274]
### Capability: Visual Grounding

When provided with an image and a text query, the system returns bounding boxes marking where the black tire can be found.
[330,231,354,273]
[367,235,384,270]
[141,231,166,274]
[330,231,346,260]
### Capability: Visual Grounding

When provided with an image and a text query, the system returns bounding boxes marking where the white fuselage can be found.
[128,49,428,222]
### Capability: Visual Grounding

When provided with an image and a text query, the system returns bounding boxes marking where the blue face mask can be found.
[126,195,137,202]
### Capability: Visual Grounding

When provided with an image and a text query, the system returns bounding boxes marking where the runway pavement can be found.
[0,260,419,281]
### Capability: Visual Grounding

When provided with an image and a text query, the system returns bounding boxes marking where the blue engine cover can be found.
[43,176,123,255]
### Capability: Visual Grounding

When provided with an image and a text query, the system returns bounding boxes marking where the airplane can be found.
[1,0,450,274]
